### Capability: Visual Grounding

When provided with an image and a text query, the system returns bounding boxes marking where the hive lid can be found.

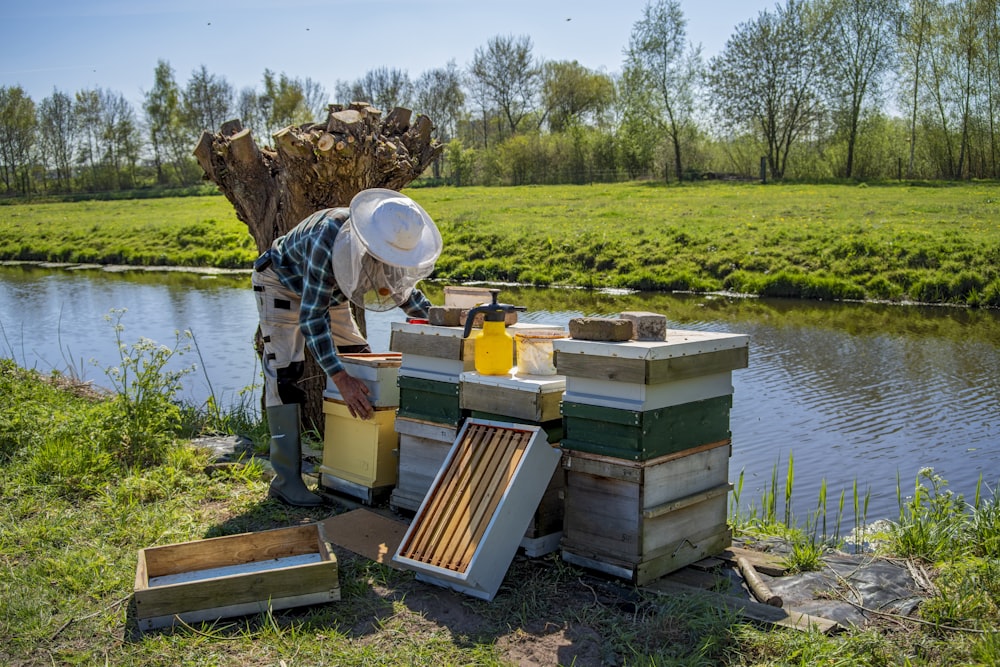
[552,329,748,360]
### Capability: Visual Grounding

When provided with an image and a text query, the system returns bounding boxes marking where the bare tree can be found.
[37,89,77,192]
[335,67,413,112]
[469,34,541,139]
[182,65,234,134]
[414,61,465,141]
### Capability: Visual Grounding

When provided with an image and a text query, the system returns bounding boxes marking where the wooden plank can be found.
[140,523,319,578]
[646,347,749,384]
[633,526,732,584]
[390,329,474,361]
[717,546,790,577]
[643,483,732,519]
[643,579,841,634]
[555,347,748,385]
[642,443,732,509]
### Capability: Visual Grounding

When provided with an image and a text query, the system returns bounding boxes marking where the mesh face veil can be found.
[332,220,433,311]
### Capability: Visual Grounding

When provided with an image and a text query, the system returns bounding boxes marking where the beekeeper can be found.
[252,188,442,506]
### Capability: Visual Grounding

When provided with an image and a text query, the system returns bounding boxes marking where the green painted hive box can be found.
[397,374,465,426]
[561,394,732,461]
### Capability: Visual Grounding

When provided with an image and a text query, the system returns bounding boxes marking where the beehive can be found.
[318,398,398,502]
[390,415,461,513]
[324,353,401,407]
[561,441,733,585]
[393,420,561,600]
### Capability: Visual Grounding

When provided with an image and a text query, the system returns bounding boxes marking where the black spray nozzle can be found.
[462,289,527,338]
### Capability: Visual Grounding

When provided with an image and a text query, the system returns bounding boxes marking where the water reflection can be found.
[2,264,998,528]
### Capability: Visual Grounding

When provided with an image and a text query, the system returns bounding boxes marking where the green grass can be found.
[2,181,999,305]
[4,317,1000,665]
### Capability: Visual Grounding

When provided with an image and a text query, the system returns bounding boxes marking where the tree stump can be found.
[194,102,443,434]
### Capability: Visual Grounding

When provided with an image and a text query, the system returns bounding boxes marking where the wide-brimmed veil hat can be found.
[348,188,442,268]
[333,189,441,311]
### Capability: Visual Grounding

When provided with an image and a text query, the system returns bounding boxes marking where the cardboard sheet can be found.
[320,509,408,569]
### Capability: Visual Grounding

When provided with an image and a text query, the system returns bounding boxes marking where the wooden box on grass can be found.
[318,397,398,503]
[134,523,339,631]
[390,415,460,514]
[561,441,733,586]
[561,395,733,461]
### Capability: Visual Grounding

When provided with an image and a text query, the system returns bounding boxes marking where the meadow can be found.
[3,180,999,306]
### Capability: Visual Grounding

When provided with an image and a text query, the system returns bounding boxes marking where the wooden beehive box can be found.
[393,419,562,600]
[324,353,402,407]
[459,371,565,423]
[553,330,749,383]
[390,415,461,513]
[560,440,733,586]
[134,523,340,631]
[390,321,475,380]
[397,374,465,426]
[561,395,733,461]
[318,398,398,502]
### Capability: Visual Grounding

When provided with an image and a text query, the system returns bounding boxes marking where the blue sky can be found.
[1,0,776,107]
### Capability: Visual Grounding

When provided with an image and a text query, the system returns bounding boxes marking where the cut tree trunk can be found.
[194,102,443,435]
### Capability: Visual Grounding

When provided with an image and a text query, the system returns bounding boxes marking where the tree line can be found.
[1,0,998,198]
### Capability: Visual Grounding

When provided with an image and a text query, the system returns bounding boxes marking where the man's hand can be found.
[331,370,373,420]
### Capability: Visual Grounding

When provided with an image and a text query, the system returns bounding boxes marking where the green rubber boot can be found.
[266,404,325,507]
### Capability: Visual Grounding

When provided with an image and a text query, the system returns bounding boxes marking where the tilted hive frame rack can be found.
[392,419,561,601]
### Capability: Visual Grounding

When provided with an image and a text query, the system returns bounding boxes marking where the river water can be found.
[2,263,998,530]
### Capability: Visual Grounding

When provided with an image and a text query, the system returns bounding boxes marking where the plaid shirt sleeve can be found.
[298,225,347,378]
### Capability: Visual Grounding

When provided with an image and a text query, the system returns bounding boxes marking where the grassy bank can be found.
[3,336,999,665]
[2,181,998,306]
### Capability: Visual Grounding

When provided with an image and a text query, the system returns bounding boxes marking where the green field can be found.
[2,181,999,305]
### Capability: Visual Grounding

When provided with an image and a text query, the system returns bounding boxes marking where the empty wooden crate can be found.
[134,523,340,631]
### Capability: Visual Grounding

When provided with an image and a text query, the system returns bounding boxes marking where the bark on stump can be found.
[194,103,443,435]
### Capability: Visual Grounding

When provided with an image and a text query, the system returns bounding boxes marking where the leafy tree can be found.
[335,67,413,112]
[540,60,615,132]
[143,60,186,185]
[469,34,541,139]
[182,65,234,133]
[817,0,899,179]
[898,0,936,178]
[0,85,37,195]
[247,70,328,141]
[622,0,702,182]
[707,1,826,179]
[37,89,77,192]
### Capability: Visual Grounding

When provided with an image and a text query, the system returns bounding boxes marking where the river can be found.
[2,263,998,531]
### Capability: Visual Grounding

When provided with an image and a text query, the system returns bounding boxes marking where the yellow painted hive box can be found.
[320,397,399,489]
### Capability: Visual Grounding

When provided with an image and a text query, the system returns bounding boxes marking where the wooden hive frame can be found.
[393,419,561,601]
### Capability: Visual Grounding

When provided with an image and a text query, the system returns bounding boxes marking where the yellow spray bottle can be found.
[461,289,527,376]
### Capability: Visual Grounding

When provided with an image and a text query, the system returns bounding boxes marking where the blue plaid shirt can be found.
[270,208,432,377]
